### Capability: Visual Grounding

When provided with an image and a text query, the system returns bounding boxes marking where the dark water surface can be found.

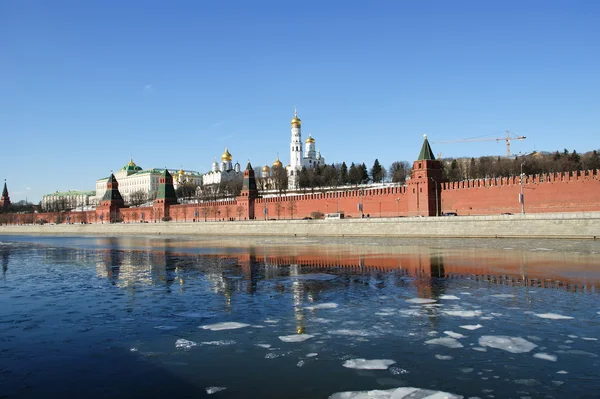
[1,235,599,398]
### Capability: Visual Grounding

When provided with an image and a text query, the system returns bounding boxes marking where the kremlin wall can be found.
[1,135,600,238]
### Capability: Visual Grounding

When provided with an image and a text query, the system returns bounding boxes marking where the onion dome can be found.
[272,157,283,168]
[122,158,142,173]
[262,164,271,174]
[291,108,301,126]
[305,134,315,143]
[178,168,184,175]
[221,147,233,162]
[285,164,291,171]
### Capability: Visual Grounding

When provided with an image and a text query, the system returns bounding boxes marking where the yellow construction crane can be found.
[434,130,526,157]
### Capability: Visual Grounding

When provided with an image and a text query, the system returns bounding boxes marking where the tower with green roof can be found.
[0,180,11,210]
[407,135,444,216]
[153,169,178,221]
[236,161,259,220]
[96,174,125,222]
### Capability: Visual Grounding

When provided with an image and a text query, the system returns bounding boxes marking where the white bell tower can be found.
[288,107,303,189]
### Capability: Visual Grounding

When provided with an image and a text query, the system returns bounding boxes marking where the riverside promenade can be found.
[1,212,600,239]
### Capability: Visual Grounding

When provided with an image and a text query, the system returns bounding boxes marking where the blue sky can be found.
[1,1,599,202]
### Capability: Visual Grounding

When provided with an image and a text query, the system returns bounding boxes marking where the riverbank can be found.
[1,212,600,239]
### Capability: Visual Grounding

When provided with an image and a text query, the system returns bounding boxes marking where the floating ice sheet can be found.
[444,331,466,339]
[534,313,574,320]
[306,353,318,357]
[206,386,226,394]
[175,339,197,350]
[435,354,453,360]
[425,337,464,348]
[200,322,250,331]
[439,295,460,300]
[533,352,557,362]
[255,344,271,349]
[490,294,515,298]
[442,310,483,318]
[328,386,462,399]
[460,324,483,330]
[279,334,314,342]
[478,336,537,353]
[305,303,339,310]
[406,298,437,304]
[342,358,396,370]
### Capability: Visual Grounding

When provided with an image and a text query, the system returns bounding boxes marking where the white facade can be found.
[42,190,96,211]
[94,159,201,203]
[287,109,326,189]
[202,148,242,186]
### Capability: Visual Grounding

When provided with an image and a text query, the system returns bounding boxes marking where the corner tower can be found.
[97,174,125,222]
[407,135,444,216]
[153,169,178,221]
[237,161,259,220]
[288,108,303,189]
[0,180,11,210]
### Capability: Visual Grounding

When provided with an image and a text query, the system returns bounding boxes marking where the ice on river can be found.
[533,352,558,362]
[439,295,460,300]
[200,322,250,331]
[329,386,462,399]
[442,310,483,318]
[279,334,314,342]
[329,329,375,337]
[175,339,197,350]
[478,336,537,353]
[534,313,574,320]
[444,331,466,339]
[460,324,483,330]
[305,303,339,310]
[206,386,226,394]
[342,358,396,370]
[425,337,464,348]
[406,298,437,304]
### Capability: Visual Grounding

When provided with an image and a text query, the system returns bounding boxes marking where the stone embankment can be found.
[1,212,599,239]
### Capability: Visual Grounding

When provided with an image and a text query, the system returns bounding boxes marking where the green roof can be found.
[417,135,436,161]
[45,190,96,197]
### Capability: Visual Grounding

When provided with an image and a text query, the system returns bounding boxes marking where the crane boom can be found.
[434,130,526,157]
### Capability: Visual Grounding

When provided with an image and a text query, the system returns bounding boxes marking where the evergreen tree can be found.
[371,159,384,183]
[340,162,349,185]
[348,162,360,185]
[360,163,369,184]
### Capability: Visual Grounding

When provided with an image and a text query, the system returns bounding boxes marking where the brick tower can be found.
[0,180,10,210]
[97,174,125,222]
[236,161,259,220]
[153,169,178,221]
[407,135,444,216]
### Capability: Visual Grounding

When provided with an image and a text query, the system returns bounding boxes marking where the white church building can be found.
[287,108,325,189]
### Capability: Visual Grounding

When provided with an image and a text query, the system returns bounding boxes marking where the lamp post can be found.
[358,189,364,218]
[520,162,525,215]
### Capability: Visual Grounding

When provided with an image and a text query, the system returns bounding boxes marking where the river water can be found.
[1,235,599,398]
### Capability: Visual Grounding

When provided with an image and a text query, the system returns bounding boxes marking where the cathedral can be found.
[202,147,242,186]
[287,108,325,189]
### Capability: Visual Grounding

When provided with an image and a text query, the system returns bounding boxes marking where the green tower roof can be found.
[417,135,436,161]
[157,169,178,202]
[1,181,8,197]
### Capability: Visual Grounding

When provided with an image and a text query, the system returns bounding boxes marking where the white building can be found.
[42,190,96,211]
[202,148,242,186]
[288,108,325,189]
[95,159,202,203]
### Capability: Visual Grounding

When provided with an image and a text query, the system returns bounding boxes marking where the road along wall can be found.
[1,212,599,239]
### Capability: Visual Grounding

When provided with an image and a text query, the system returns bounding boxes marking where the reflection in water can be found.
[1,244,10,277]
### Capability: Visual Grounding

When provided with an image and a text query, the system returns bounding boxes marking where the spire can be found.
[417,134,436,161]
[1,180,8,197]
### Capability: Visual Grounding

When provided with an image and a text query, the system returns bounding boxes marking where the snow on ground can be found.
[478,336,537,353]
[328,387,462,399]
[533,352,558,362]
[279,334,314,342]
[200,322,251,331]
[460,324,483,330]
[425,337,464,349]
[342,358,396,370]
[305,303,339,310]
[534,313,574,320]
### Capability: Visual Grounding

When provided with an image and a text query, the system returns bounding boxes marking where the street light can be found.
[520,162,525,215]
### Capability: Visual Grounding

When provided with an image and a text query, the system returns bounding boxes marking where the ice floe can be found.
[201,340,236,346]
[582,337,598,341]
[206,387,226,394]
[490,294,515,298]
[328,387,462,399]
[255,344,271,349]
[444,331,466,339]
[425,337,464,348]
[279,334,314,342]
[375,312,395,316]
[305,303,339,310]
[557,370,569,374]
[406,298,437,304]
[264,318,279,324]
[478,336,537,353]
[154,325,178,330]
[313,317,334,323]
[200,322,251,331]
[306,353,318,357]
[555,349,598,357]
[533,352,557,362]
[472,347,487,352]
[534,313,574,320]
[439,295,460,300]
[342,358,396,370]
[442,310,483,318]
[175,339,197,350]
[460,324,483,330]
[435,354,453,360]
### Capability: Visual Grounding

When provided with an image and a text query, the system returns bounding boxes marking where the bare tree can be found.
[128,190,147,207]
[287,198,297,219]
[275,202,283,220]
[236,204,244,220]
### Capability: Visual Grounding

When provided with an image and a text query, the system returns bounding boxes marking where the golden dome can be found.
[178,168,184,175]
[221,147,232,161]
[262,164,271,173]
[272,158,283,168]
[305,134,315,143]
[291,107,301,126]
